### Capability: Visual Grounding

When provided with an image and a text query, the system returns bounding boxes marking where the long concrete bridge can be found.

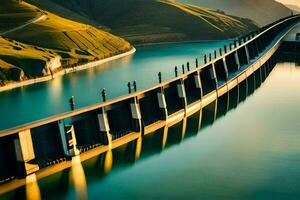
[0,14,299,194]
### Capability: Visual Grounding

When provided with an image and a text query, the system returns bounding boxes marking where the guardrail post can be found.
[133,80,137,91]
[187,62,190,71]
[128,82,131,94]
[182,64,185,74]
[175,66,178,77]
[158,72,162,83]
[69,96,75,111]
[101,89,106,102]
[14,129,39,177]
[195,58,198,67]
[204,55,207,64]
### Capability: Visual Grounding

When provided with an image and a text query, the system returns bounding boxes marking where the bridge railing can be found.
[0,14,299,183]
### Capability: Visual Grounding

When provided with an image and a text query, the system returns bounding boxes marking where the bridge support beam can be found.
[58,121,79,158]
[177,79,188,115]
[130,97,142,133]
[97,108,111,147]
[234,51,241,70]
[14,129,39,177]
[157,89,168,120]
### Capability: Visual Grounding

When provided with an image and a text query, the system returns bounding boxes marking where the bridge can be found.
[0,14,299,194]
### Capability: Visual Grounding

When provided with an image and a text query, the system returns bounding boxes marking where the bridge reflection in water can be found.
[0,54,278,200]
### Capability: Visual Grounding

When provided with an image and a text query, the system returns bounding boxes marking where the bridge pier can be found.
[237,46,249,66]
[13,129,39,177]
[106,98,141,141]
[200,64,217,96]
[138,88,167,129]
[31,121,68,168]
[225,53,239,75]
[163,80,187,116]
[214,58,228,85]
[183,71,202,105]
[71,110,108,153]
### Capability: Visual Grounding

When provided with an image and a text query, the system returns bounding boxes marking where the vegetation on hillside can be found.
[0,0,132,85]
[27,0,258,44]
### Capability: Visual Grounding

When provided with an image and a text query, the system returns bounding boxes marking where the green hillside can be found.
[177,0,291,26]
[27,0,258,44]
[0,0,132,85]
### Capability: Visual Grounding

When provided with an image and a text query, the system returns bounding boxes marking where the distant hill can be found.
[27,0,258,44]
[0,0,132,85]
[285,4,300,13]
[177,0,291,26]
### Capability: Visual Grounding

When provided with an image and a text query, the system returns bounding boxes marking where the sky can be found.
[276,0,300,6]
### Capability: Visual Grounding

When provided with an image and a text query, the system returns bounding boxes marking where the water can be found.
[2,61,300,200]
[0,41,230,130]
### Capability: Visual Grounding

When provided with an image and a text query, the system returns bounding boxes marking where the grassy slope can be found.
[0,0,40,33]
[177,0,291,26]
[32,0,258,44]
[0,37,57,83]
[285,4,300,13]
[0,0,132,85]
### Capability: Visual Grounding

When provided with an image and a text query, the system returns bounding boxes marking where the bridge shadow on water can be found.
[4,51,300,200]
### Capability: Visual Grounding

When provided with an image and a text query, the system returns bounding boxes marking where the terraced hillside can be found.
[0,37,59,85]
[28,0,258,44]
[0,0,132,86]
[177,0,291,26]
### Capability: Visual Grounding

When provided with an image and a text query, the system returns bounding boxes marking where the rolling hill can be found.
[26,0,258,44]
[0,0,132,85]
[177,0,291,26]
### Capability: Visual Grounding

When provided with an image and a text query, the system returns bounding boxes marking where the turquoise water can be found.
[0,41,229,130]
[2,61,300,200]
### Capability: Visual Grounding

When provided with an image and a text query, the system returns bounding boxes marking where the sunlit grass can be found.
[0,0,132,84]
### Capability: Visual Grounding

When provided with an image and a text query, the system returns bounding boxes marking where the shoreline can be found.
[0,47,136,93]
[134,38,234,47]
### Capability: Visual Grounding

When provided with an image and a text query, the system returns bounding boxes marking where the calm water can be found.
[2,61,300,200]
[0,41,230,130]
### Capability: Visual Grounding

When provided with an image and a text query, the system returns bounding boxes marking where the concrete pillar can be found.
[209,65,218,88]
[234,51,241,70]
[222,58,229,80]
[157,89,168,120]
[14,129,39,177]
[177,80,188,114]
[194,72,202,97]
[97,108,111,147]
[130,97,142,133]
[245,45,251,63]
[58,121,80,158]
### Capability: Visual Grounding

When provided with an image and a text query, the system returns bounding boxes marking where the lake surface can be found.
[2,60,300,200]
[0,41,230,130]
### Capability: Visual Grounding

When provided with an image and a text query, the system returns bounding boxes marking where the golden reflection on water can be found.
[25,174,41,200]
[135,136,143,160]
[49,76,63,100]
[71,156,88,200]
[104,150,113,175]
[162,126,169,150]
